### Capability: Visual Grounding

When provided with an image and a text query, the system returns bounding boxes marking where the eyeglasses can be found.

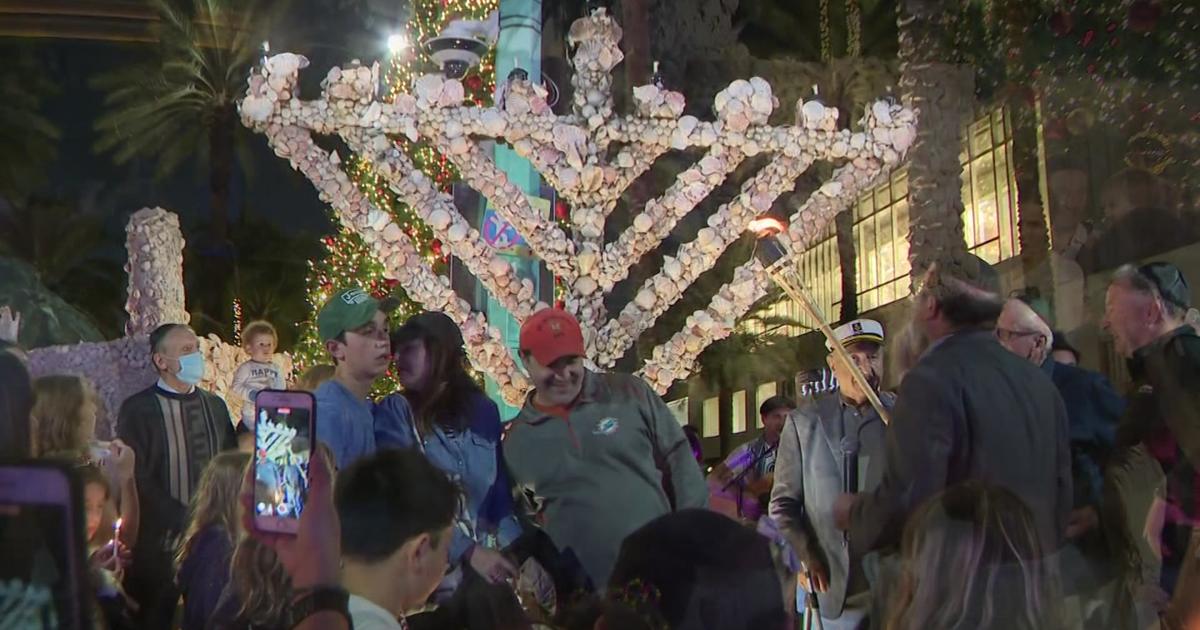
[996,328,1045,343]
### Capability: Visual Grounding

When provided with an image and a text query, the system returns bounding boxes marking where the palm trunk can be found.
[996,0,1052,296]
[209,104,234,246]
[836,208,858,322]
[898,0,974,281]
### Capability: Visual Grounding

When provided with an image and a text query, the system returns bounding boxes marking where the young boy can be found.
[230,321,287,433]
[336,449,459,630]
[314,288,391,468]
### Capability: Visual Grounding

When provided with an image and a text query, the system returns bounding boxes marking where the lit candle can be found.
[112,517,123,545]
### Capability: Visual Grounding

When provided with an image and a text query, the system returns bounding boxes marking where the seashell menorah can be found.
[240,8,917,405]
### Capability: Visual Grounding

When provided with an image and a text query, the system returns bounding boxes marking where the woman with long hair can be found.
[176,451,251,630]
[32,374,139,547]
[885,482,1058,630]
[374,311,527,624]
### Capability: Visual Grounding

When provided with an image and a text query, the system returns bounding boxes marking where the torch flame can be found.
[748,217,785,237]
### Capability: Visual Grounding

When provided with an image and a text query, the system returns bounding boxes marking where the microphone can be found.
[840,436,859,546]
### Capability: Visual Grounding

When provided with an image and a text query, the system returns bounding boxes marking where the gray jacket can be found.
[850,329,1073,556]
[769,391,895,617]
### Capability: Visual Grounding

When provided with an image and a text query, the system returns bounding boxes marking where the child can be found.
[82,464,136,629]
[230,321,286,434]
[176,451,252,630]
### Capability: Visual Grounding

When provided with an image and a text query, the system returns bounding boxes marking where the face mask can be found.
[176,351,205,385]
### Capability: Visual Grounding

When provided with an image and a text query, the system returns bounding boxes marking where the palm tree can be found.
[897,0,972,278]
[92,0,281,248]
[92,0,284,331]
[0,47,60,199]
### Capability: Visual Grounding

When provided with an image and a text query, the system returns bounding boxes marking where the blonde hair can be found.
[32,375,97,458]
[176,451,251,569]
[886,482,1053,630]
[296,364,335,392]
[230,442,334,626]
[242,320,278,348]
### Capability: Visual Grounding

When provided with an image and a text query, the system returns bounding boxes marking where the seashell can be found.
[427,208,452,231]
[890,126,916,153]
[696,227,717,248]
[663,257,683,279]
[574,276,599,296]
[240,96,273,123]
[633,214,654,233]
[447,222,468,242]
[443,119,464,138]
[802,100,826,125]
[480,109,507,136]
[820,181,844,197]
[488,258,511,278]
[871,101,893,125]
[728,79,753,99]
[634,289,656,311]
[383,224,403,242]
[577,250,597,275]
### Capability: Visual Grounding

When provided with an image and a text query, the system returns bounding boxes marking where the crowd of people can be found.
[1,253,1199,630]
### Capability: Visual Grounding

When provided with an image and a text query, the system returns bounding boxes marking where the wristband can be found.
[290,586,351,629]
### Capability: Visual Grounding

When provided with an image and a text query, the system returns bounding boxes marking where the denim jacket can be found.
[374,390,523,563]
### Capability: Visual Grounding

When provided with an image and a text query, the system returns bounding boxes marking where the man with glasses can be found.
[997,296,1123,543]
[314,287,392,468]
[1103,262,1200,596]
[834,255,1072,559]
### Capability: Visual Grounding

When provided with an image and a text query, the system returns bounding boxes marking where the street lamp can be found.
[749,217,892,425]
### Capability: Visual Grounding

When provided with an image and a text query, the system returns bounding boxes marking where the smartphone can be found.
[253,389,315,535]
[0,462,91,629]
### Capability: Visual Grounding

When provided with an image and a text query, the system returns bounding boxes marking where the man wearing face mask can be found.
[770,319,894,630]
[503,308,708,590]
[117,323,237,629]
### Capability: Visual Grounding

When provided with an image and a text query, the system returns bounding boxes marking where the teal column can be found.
[485,0,543,420]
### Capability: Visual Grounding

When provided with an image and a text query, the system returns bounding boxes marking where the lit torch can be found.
[751,217,891,425]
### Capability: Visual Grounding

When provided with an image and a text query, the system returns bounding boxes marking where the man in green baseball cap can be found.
[314,287,391,468]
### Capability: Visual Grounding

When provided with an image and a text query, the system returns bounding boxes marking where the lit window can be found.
[855,168,911,312]
[731,390,747,433]
[755,382,777,428]
[666,398,690,427]
[962,107,1020,263]
[702,396,720,438]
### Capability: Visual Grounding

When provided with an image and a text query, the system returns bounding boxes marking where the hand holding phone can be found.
[253,390,316,535]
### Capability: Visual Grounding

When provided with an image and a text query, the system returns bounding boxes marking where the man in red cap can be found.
[503,308,708,591]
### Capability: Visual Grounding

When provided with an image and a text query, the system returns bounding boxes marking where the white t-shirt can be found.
[230,359,286,426]
[348,594,405,630]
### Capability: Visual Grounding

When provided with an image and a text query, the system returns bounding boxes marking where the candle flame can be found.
[749,217,785,237]
[114,518,122,529]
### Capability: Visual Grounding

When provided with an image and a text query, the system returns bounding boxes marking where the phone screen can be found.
[253,401,312,526]
[0,470,84,629]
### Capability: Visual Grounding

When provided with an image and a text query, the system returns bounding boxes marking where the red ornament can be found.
[323,236,336,246]
[431,238,443,255]
[1128,0,1162,34]
[464,74,484,92]
[555,300,566,310]
[1086,63,1097,75]
[554,199,569,220]
[384,278,399,288]
[1049,10,1073,37]
[1080,29,1095,48]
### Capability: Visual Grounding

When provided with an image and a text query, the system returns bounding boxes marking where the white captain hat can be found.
[825,318,885,351]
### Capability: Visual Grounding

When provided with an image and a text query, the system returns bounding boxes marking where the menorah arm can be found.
[343,129,536,320]
[266,125,530,403]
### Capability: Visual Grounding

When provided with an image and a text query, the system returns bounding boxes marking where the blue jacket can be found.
[374,390,523,563]
[1043,359,1124,509]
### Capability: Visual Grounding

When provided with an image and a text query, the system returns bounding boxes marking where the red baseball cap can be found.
[519,308,586,366]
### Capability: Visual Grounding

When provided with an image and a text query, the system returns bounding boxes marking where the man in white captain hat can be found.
[769,319,894,630]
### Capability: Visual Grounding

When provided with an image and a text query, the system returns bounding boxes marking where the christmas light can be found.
[291,0,498,396]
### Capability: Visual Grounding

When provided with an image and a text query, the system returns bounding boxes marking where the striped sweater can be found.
[117,385,237,551]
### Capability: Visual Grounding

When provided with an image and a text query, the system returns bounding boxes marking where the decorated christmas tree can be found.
[291,0,498,392]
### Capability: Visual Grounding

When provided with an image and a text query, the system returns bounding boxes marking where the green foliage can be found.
[0,47,60,198]
[90,0,279,180]
[0,257,104,348]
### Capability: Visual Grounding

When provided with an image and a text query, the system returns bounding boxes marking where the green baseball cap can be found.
[318,287,381,342]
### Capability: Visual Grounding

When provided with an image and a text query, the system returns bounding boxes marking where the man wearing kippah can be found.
[313,287,391,468]
[1103,262,1200,598]
[503,308,708,590]
[770,319,894,630]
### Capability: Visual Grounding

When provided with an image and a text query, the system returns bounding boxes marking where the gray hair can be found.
[1111,264,1187,320]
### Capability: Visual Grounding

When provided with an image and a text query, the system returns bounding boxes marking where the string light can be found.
[293,0,498,396]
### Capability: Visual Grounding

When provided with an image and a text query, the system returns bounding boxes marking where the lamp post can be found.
[750,218,891,425]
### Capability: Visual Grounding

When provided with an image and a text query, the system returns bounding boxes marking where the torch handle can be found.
[773,264,892,426]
